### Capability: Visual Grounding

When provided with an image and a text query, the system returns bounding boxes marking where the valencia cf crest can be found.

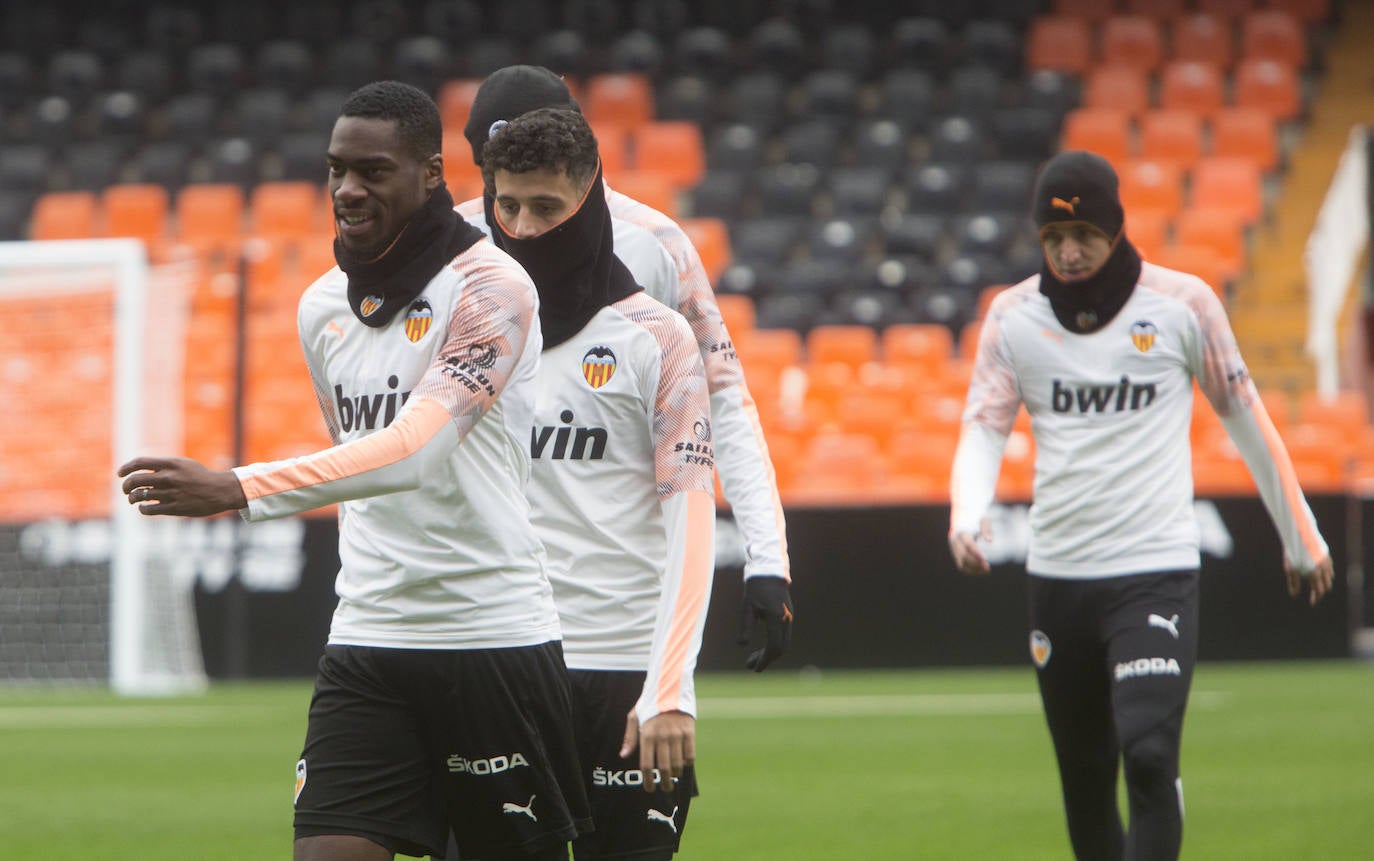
[582,345,617,389]
[360,294,384,318]
[1130,320,1158,353]
[404,299,433,343]
[295,758,307,805]
[1030,630,1052,668]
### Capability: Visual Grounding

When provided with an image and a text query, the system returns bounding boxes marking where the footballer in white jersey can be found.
[483,107,715,861]
[948,151,1332,861]
[457,64,793,676]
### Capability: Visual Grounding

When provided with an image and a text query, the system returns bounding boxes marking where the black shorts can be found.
[568,670,698,860]
[293,642,592,859]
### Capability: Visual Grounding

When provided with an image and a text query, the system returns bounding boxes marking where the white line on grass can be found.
[701,691,1229,719]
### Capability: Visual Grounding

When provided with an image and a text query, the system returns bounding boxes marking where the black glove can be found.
[737,575,793,672]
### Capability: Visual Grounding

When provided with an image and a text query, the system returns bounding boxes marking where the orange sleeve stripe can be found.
[738,384,791,581]
[1252,399,1324,557]
[240,399,451,501]
[656,489,714,714]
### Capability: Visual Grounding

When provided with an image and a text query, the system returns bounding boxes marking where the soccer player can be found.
[458,65,793,673]
[478,106,715,860]
[947,150,1334,861]
[118,81,589,861]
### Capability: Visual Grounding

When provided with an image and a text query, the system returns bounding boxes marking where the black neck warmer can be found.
[334,183,484,327]
[491,162,641,349]
[1039,236,1143,334]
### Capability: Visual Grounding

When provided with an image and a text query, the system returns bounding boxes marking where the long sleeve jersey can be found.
[527,292,716,724]
[459,190,789,581]
[950,262,1328,578]
[232,240,562,649]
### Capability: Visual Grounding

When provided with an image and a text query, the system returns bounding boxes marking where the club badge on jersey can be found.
[582,345,617,389]
[404,299,433,343]
[1130,320,1157,353]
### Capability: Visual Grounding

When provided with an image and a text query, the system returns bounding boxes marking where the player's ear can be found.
[425,153,443,192]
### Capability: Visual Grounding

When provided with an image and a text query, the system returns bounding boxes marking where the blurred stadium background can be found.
[1,0,1373,856]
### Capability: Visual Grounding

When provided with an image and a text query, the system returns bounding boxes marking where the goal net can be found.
[0,239,206,695]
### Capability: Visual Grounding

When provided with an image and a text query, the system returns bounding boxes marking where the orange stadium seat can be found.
[735,328,802,378]
[441,132,484,196]
[1173,208,1246,279]
[881,323,955,375]
[1125,0,1188,20]
[250,182,327,240]
[786,431,885,504]
[1196,0,1259,16]
[1241,10,1307,68]
[1051,0,1116,22]
[589,121,631,181]
[1211,107,1279,171]
[715,293,755,339]
[582,73,653,128]
[1153,243,1230,294]
[29,191,97,239]
[175,183,244,242]
[1269,0,1330,24]
[631,121,705,189]
[1171,13,1235,68]
[1297,390,1368,449]
[679,217,731,283]
[1234,58,1302,121]
[607,170,678,218]
[1099,16,1165,72]
[437,77,482,132]
[1139,109,1205,170]
[1083,64,1151,117]
[1158,60,1225,117]
[806,324,878,369]
[1118,159,1186,219]
[1061,108,1133,167]
[1124,207,1171,259]
[1191,156,1265,225]
[1026,16,1094,75]
[101,183,169,245]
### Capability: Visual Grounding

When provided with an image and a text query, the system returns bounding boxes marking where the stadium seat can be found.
[1171,13,1234,69]
[679,217,731,282]
[1021,69,1082,119]
[61,141,126,192]
[1099,16,1164,72]
[877,69,938,132]
[1269,0,1330,24]
[47,49,103,105]
[1241,10,1306,68]
[1297,390,1368,449]
[1191,156,1265,225]
[991,107,1060,161]
[1152,243,1229,294]
[607,170,677,218]
[1158,60,1226,117]
[1139,109,1205,171]
[928,116,986,164]
[176,184,245,243]
[1025,16,1093,75]
[609,29,665,76]
[828,168,893,217]
[851,120,910,173]
[1124,207,1171,259]
[971,161,1038,212]
[807,325,878,370]
[672,26,732,80]
[529,30,587,78]
[131,141,191,189]
[723,71,788,133]
[1050,0,1115,22]
[882,323,954,376]
[1173,208,1246,279]
[1125,0,1187,19]
[779,120,841,169]
[1234,58,1302,121]
[654,74,711,126]
[735,327,802,379]
[256,40,314,97]
[101,184,169,245]
[798,70,861,120]
[583,72,653,129]
[631,121,704,189]
[1118,159,1186,218]
[755,291,825,331]
[186,42,245,99]
[715,293,755,340]
[1211,107,1280,171]
[1061,108,1133,167]
[963,19,1022,76]
[29,191,98,240]
[589,121,631,182]
[808,218,872,266]
[250,182,327,240]
[890,17,952,73]
[1083,64,1152,117]
[946,65,1004,121]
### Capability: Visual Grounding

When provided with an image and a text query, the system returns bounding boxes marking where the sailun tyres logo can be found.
[1050,376,1157,414]
[335,375,411,432]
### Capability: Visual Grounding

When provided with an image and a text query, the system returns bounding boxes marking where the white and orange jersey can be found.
[527,291,715,723]
[232,240,562,650]
[460,190,790,582]
[951,262,1328,577]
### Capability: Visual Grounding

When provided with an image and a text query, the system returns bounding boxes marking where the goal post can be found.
[0,238,206,695]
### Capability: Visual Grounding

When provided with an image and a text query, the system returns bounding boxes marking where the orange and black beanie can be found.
[1032,150,1124,240]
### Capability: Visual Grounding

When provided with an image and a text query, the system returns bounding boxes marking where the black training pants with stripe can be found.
[1027,569,1199,861]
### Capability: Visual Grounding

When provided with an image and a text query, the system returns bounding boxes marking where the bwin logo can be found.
[532,410,608,460]
[647,807,679,833]
[1148,613,1181,639]
[335,375,411,432]
[1115,657,1182,682]
[502,795,537,822]
[1051,376,1157,414]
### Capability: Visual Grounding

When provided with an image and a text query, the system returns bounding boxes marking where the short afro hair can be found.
[338,80,442,163]
[480,107,599,191]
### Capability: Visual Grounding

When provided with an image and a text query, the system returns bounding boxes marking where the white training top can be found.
[950,262,1328,578]
[459,189,790,582]
[233,239,562,649]
[527,292,716,723]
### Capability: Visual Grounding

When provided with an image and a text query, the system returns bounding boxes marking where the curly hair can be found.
[339,80,442,162]
[480,107,599,190]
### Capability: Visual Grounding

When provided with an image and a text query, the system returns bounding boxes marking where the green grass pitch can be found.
[1,661,1369,859]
